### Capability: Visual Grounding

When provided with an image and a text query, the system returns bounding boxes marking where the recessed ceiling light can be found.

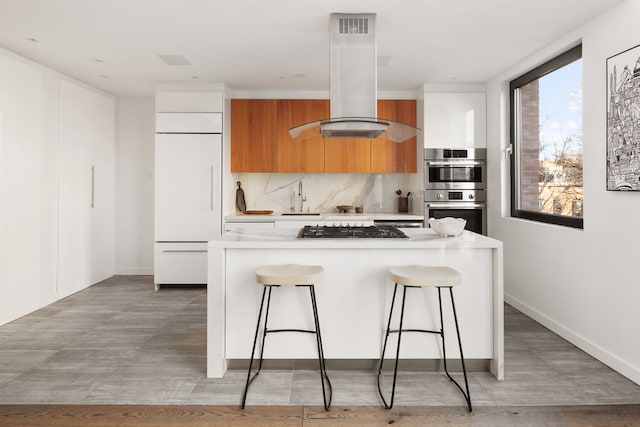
[100,75,109,79]
[93,58,104,63]
[293,73,307,79]
[158,55,191,66]
[192,76,199,79]
[26,37,40,43]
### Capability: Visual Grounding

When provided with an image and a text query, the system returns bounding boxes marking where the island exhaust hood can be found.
[289,13,420,142]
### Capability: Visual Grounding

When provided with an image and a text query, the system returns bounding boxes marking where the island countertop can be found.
[207,228,504,382]
[208,227,502,249]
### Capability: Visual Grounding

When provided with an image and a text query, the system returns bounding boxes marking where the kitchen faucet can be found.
[298,181,307,212]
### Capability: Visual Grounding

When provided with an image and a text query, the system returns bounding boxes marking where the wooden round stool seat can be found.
[388,265,461,287]
[255,264,324,286]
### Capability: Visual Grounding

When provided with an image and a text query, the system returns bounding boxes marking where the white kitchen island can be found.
[207,228,504,380]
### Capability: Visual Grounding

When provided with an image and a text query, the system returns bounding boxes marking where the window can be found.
[510,45,583,229]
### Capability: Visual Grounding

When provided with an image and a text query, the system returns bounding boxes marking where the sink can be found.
[281,212,321,216]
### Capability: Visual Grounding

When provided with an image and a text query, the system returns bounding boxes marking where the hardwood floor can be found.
[1,404,640,426]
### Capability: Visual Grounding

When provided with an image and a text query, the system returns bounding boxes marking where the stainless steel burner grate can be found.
[297,225,408,239]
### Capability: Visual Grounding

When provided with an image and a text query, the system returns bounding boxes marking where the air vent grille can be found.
[339,17,368,34]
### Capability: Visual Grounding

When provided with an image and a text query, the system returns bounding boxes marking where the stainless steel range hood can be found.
[289,13,420,142]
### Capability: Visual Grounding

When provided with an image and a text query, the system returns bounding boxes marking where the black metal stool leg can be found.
[309,285,332,411]
[437,286,472,412]
[256,286,275,372]
[377,283,398,408]
[377,283,408,409]
[241,285,269,409]
[448,286,472,411]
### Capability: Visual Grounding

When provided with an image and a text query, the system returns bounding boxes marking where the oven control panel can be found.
[425,189,486,202]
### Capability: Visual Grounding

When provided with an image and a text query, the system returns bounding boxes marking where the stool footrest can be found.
[266,328,316,334]
[388,328,440,335]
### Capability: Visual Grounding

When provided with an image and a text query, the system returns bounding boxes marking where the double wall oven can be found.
[424,148,487,234]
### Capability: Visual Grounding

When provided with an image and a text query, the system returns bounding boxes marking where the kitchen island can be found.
[207,227,503,380]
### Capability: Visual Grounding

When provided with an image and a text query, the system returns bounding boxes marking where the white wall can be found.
[486,0,640,384]
[115,97,155,274]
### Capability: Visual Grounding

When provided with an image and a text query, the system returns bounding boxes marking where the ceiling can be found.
[0,0,626,96]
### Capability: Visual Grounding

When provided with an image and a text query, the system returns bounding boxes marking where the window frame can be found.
[509,44,583,229]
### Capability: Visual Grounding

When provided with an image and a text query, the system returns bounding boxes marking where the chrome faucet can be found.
[298,181,307,212]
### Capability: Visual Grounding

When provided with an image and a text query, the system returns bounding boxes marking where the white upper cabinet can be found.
[156,113,222,133]
[156,91,223,113]
[424,93,486,148]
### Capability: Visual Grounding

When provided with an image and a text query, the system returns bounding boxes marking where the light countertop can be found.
[224,212,425,221]
[209,227,502,249]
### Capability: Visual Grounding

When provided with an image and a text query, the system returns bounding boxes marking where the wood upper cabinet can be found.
[277,99,328,173]
[371,100,417,173]
[324,138,371,173]
[231,99,277,172]
[231,98,417,173]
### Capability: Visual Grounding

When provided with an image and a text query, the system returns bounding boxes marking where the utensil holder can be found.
[398,197,409,213]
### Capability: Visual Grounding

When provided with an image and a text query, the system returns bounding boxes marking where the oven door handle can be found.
[426,202,486,208]
[426,160,484,166]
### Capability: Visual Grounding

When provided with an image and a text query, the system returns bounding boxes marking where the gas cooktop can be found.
[297,225,408,239]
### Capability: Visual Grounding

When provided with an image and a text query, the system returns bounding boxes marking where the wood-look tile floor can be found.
[0,275,639,408]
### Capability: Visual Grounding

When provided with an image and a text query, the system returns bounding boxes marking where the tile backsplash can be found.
[228,173,423,215]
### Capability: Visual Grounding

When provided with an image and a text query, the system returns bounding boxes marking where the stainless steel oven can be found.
[424,148,486,190]
[424,148,487,235]
[425,190,486,234]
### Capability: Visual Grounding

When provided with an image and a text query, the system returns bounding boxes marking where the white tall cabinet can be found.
[58,79,116,298]
[0,52,59,325]
[154,91,223,288]
[0,47,116,326]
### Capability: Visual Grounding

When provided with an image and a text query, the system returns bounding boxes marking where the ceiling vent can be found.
[158,55,191,66]
[339,17,369,34]
[289,13,420,142]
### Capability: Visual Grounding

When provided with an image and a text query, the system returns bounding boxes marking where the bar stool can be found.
[241,264,332,411]
[377,265,472,411]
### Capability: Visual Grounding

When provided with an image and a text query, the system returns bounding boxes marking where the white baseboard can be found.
[505,293,640,386]
[0,291,57,326]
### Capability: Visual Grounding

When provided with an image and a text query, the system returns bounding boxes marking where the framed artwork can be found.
[606,43,640,191]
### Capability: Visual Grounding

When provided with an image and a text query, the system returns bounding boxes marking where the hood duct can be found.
[289,13,420,142]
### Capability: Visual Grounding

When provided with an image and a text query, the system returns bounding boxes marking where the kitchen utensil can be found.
[428,217,466,236]
[236,181,247,212]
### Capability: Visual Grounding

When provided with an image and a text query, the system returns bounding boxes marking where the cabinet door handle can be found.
[162,249,207,253]
[90,166,95,208]
[210,165,214,211]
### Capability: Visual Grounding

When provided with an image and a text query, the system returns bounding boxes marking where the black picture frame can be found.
[606,43,640,191]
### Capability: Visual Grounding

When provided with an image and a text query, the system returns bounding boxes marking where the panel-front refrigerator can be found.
[154,113,222,289]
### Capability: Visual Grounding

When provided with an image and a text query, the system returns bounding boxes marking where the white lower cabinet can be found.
[273,220,375,228]
[225,221,275,231]
[225,219,375,231]
[154,243,208,289]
